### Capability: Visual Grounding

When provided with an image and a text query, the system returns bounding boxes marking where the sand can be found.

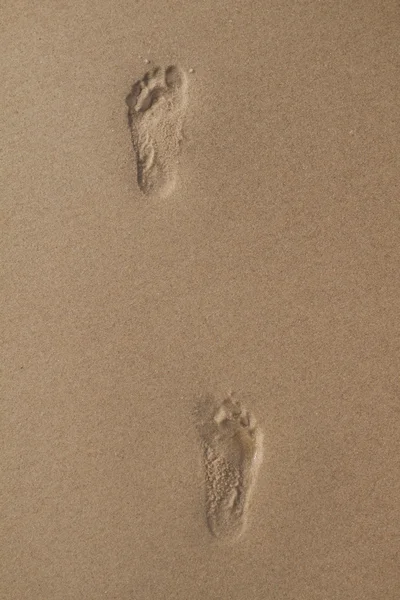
[1,0,400,598]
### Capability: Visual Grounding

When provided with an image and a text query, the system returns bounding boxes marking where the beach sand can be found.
[1,1,400,598]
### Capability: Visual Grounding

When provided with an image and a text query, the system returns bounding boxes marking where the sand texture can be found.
[1,0,400,599]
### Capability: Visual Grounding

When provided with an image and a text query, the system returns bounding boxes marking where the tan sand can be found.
[1,0,400,598]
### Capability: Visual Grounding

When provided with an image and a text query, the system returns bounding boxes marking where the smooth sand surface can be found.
[1,1,400,598]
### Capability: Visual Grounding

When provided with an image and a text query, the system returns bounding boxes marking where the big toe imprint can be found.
[126,65,188,198]
[197,395,263,541]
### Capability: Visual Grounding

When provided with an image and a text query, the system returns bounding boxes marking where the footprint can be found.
[196,394,263,541]
[126,65,188,198]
